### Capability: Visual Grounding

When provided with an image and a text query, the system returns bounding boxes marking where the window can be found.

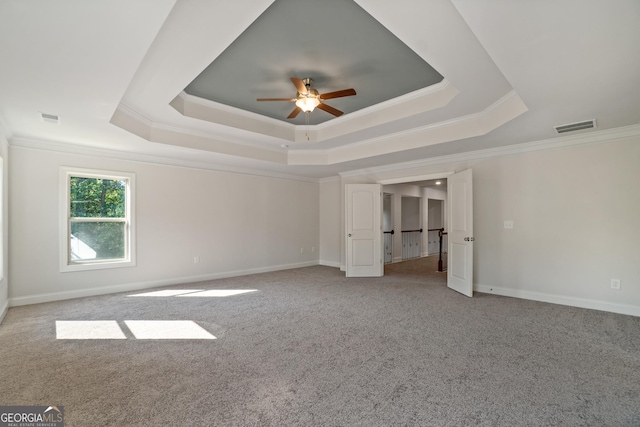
[60,167,135,272]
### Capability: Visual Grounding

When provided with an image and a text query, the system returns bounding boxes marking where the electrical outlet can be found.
[504,220,514,229]
[193,256,199,264]
[610,279,621,290]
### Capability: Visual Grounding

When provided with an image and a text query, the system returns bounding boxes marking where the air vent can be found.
[40,112,60,124]
[554,119,595,134]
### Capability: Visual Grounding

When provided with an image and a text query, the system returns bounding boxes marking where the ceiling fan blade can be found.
[317,103,343,117]
[256,98,296,102]
[319,88,356,100]
[290,77,307,94]
[287,106,302,119]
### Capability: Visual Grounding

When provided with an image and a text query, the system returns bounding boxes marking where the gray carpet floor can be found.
[1,257,639,426]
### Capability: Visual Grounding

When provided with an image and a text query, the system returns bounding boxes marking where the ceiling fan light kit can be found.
[296,90,320,112]
[257,77,356,119]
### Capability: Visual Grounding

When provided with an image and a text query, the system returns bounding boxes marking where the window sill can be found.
[60,259,136,273]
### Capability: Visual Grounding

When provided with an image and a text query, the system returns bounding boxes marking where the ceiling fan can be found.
[257,77,356,119]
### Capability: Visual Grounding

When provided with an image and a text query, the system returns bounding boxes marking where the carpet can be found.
[1,257,638,426]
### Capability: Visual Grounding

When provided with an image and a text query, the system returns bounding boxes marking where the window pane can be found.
[70,222,125,261]
[70,177,126,218]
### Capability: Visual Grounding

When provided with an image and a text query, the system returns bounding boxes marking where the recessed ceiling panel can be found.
[184,0,443,125]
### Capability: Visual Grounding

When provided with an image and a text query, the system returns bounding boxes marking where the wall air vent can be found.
[40,112,60,124]
[554,119,595,134]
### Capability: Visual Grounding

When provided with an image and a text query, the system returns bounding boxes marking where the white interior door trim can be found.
[447,169,473,297]
[346,184,383,277]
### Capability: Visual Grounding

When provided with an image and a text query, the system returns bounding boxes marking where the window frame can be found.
[59,167,136,272]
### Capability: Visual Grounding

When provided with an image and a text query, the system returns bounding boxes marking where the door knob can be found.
[348,234,352,237]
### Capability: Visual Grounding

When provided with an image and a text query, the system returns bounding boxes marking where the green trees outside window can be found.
[69,177,127,261]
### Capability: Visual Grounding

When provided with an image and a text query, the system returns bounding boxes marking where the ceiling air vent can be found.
[40,112,60,124]
[554,119,595,134]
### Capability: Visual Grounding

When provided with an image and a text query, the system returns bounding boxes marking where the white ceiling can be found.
[1,0,638,180]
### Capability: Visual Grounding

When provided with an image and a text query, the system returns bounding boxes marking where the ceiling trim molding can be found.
[171,92,296,141]
[333,89,523,150]
[319,176,341,184]
[112,105,288,164]
[150,122,284,155]
[339,124,640,178]
[378,172,454,185]
[317,80,453,130]
[170,79,458,145]
[117,85,518,168]
[117,103,154,128]
[118,102,289,154]
[311,80,458,143]
[291,90,527,165]
[9,136,319,184]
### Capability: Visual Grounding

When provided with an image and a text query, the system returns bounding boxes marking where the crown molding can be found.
[377,172,454,185]
[307,90,527,166]
[117,103,154,128]
[112,105,288,164]
[318,79,453,130]
[166,79,458,147]
[116,85,521,167]
[178,91,295,126]
[319,175,341,184]
[310,79,457,144]
[339,124,640,178]
[337,89,522,151]
[117,102,286,154]
[8,136,320,184]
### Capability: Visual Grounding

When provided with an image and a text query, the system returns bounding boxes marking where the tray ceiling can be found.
[1,0,638,178]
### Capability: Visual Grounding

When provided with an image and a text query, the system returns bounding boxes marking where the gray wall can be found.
[332,136,640,316]
[0,134,7,322]
[401,196,421,230]
[8,145,319,305]
[319,178,341,267]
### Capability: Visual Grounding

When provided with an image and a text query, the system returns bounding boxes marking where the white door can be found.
[346,184,383,277]
[447,169,473,297]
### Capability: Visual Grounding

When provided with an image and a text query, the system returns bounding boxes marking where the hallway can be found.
[384,255,446,280]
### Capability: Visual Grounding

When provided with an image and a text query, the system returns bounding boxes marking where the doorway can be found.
[427,199,444,255]
[346,170,473,297]
[401,196,422,260]
[381,177,448,276]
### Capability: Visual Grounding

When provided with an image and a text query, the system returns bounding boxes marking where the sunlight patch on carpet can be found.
[124,320,216,340]
[177,289,258,297]
[56,320,126,340]
[127,289,258,297]
[127,289,204,297]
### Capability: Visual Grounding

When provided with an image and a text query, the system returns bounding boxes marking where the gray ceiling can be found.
[184,0,443,125]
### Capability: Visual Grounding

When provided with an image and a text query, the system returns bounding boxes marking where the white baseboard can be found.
[9,261,319,307]
[0,300,8,324]
[475,284,640,317]
[319,260,341,268]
